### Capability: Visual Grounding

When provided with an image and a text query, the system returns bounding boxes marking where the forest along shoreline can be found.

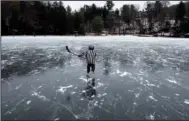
[2,1,189,38]
[2,33,189,38]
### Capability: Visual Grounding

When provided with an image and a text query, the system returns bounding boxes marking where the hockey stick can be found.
[65,46,80,56]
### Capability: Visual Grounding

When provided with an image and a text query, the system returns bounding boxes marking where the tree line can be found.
[2,1,189,36]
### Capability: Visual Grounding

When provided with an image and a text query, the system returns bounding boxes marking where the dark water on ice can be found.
[1,36,189,120]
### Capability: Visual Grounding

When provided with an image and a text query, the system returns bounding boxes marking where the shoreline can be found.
[2,34,189,38]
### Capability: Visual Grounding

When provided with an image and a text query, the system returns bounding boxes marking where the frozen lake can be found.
[1,36,189,120]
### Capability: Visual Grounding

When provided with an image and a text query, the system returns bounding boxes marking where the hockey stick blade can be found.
[65,46,71,53]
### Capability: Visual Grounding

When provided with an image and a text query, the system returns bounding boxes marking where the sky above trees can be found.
[62,1,181,11]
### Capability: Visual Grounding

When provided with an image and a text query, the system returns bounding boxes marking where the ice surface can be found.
[1,36,189,120]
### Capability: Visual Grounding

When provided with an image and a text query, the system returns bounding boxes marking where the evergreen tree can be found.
[106,0,114,11]
[92,16,104,34]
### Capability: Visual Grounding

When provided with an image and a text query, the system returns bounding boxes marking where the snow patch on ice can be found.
[147,83,156,87]
[133,102,137,105]
[54,118,59,121]
[161,96,170,100]
[31,91,49,101]
[94,101,98,106]
[166,78,177,84]
[1,60,8,65]
[56,85,73,94]
[71,92,76,95]
[102,93,107,96]
[79,76,88,82]
[116,70,121,74]
[82,90,86,93]
[135,93,140,98]
[4,111,12,115]
[15,83,23,90]
[91,95,95,98]
[37,85,43,89]
[128,90,134,92]
[95,82,104,89]
[149,95,158,102]
[145,80,156,87]
[26,100,31,105]
[146,114,155,120]
[120,71,131,77]
[184,99,189,105]
[98,93,107,98]
[175,93,179,96]
[138,69,146,76]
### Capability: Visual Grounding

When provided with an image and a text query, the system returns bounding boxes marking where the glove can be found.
[78,52,84,57]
